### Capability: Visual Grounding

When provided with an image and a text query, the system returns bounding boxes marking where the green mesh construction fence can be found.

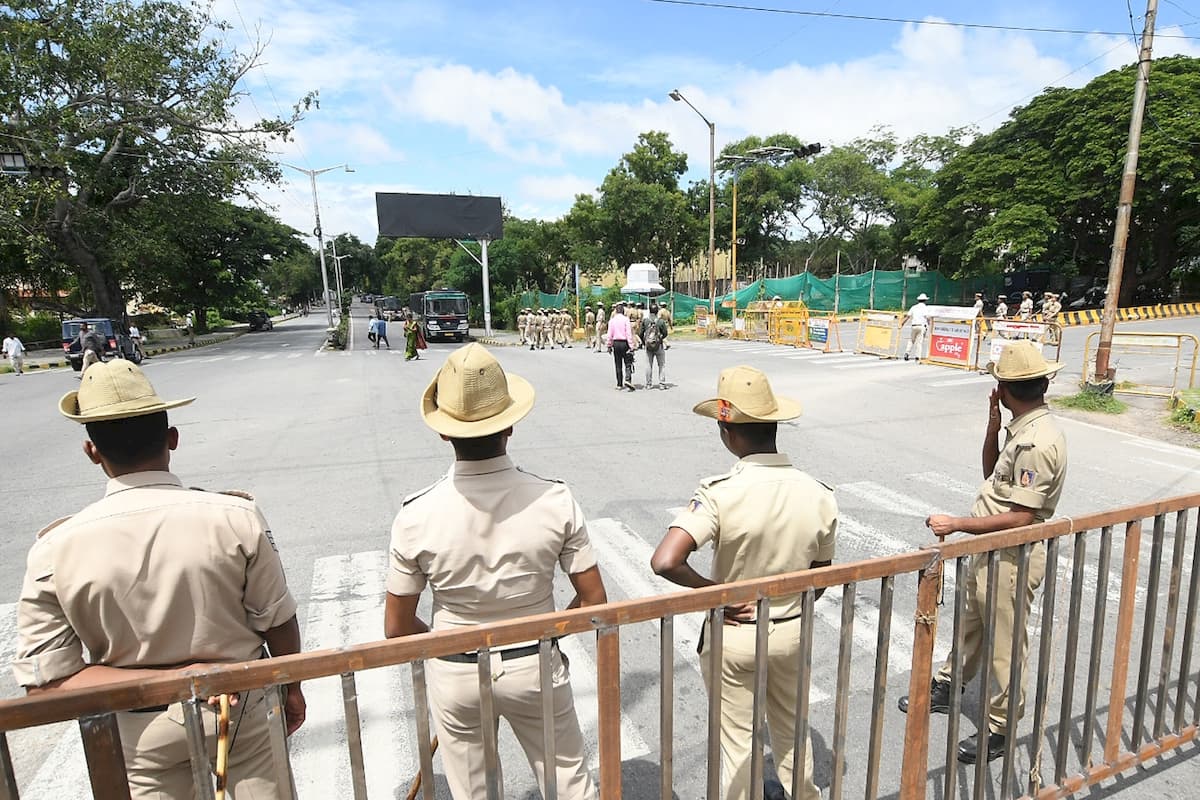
[519,270,1002,321]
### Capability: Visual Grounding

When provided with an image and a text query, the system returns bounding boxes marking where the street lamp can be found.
[331,253,348,303]
[669,89,717,334]
[281,162,354,329]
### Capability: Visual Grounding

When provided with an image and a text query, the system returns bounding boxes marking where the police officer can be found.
[584,305,595,349]
[1041,293,1062,345]
[13,360,305,798]
[1018,291,1035,320]
[385,344,607,800]
[525,309,538,350]
[899,341,1067,764]
[517,308,528,345]
[594,303,607,352]
[651,366,835,800]
[995,294,1009,319]
[902,292,930,361]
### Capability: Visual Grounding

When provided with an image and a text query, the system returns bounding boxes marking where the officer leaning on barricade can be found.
[652,366,835,800]
[898,340,1067,765]
[384,343,607,800]
[12,360,305,798]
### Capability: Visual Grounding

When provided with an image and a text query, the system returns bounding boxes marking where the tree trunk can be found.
[196,307,209,334]
[56,229,126,324]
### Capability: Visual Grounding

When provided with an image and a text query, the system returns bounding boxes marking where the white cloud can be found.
[517,174,597,202]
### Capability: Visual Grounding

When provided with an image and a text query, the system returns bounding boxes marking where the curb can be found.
[10,333,243,372]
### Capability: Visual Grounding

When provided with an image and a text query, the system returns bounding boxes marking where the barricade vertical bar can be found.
[1105,520,1143,763]
[1001,544,1031,799]
[79,713,132,800]
[707,607,724,800]
[266,684,298,800]
[0,732,19,800]
[792,592,815,800]
[1055,533,1087,783]
[974,552,999,800]
[539,641,559,800]
[660,616,674,800]
[900,557,941,800]
[412,660,437,800]
[477,648,502,800]
[1028,536,1060,798]
[749,599,770,800]
[182,700,217,800]
[1132,514,1165,751]
[865,575,894,800]
[943,557,968,800]
[829,582,856,800]
[1155,510,1189,738]
[340,672,368,800]
[1082,527,1113,767]
[1177,512,1200,732]
[596,625,623,800]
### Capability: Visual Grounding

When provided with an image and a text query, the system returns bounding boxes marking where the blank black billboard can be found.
[375,193,504,240]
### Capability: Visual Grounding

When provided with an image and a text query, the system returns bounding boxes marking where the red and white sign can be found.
[928,320,973,365]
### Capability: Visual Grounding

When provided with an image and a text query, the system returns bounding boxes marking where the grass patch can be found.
[1053,391,1128,414]
[0,364,12,375]
[1169,406,1200,433]
[1115,380,1138,390]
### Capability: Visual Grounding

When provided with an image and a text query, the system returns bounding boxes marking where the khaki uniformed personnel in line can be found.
[900,340,1067,765]
[517,309,528,345]
[1018,291,1035,320]
[584,306,596,349]
[525,309,538,350]
[13,360,305,798]
[594,304,607,352]
[652,366,835,800]
[534,310,547,350]
[1041,293,1062,345]
[385,344,607,800]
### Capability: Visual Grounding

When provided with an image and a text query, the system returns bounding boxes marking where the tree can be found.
[0,0,314,322]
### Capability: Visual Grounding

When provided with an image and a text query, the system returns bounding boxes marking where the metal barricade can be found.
[736,302,772,342]
[771,306,810,348]
[803,312,842,353]
[985,320,1064,368]
[856,311,903,359]
[1081,331,1199,400]
[4,495,1200,800]
[921,317,978,370]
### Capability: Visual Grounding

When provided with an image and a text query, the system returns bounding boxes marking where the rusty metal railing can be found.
[1,494,1198,800]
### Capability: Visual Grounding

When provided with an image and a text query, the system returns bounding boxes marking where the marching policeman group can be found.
[13,333,1067,799]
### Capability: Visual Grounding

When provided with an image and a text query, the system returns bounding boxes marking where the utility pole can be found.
[1093,0,1157,386]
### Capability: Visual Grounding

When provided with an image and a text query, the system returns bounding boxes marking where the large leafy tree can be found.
[0,0,313,322]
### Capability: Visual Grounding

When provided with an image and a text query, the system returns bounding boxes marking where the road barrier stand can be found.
[695,306,712,333]
[855,311,903,359]
[1082,330,1199,401]
[803,312,843,353]
[986,320,1064,368]
[921,317,978,370]
[770,304,810,348]
[736,302,772,342]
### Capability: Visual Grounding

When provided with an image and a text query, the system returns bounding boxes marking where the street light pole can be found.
[669,89,717,335]
[282,162,353,330]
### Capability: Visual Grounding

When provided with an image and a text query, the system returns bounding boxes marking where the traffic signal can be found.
[27,165,67,179]
[795,143,822,158]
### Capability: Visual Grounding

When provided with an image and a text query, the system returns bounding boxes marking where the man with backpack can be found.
[642,301,669,389]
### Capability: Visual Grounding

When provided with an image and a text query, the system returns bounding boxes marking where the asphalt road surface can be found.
[2,305,1199,799]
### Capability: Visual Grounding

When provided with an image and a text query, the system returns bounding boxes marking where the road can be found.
[2,306,1199,799]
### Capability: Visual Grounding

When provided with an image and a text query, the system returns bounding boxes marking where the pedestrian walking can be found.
[13,360,306,797]
[404,312,421,360]
[651,365,835,800]
[184,311,195,346]
[127,324,147,361]
[641,302,668,389]
[902,293,930,361]
[367,314,379,346]
[607,302,635,390]
[385,343,606,800]
[899,340,1067,764]
[377,315,391,349]
[76,322,105,375]
[3,332,25,374]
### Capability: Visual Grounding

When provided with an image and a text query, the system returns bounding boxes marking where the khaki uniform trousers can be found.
[427,649,597,800]
[116,690,281,800]
[936,543,1046,736]
[700,618,819,800]
[905,325,926,358]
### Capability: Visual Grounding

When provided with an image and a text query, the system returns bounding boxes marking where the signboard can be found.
[862,313,897,352]
[989,321,1046,364]
[808,317,829,344]
[733,317,746,332]
[927,320,973,366]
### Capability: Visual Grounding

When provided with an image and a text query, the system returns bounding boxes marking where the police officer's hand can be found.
[925,514,958,538]
[722,602,756,625]
[284,683,306,736]
[987,387,1003,432]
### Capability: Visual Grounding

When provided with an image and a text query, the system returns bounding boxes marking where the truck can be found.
[409,289,470,342]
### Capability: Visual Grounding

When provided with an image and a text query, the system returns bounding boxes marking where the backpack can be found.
[643,316,664,351]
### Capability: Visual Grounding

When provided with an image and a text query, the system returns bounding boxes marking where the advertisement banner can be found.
[927,320,973,366]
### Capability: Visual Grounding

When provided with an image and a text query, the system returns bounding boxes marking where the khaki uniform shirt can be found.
[585,311,595,328]
[13,471,296,688]
[670,453,837,619]
[971,407,1067,521]
[388,456,597,632]
[1042,300,1061,319]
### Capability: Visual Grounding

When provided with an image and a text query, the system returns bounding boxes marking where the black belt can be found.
[130,704,170,713]
[438,641,555,664]
[745,613,805,625]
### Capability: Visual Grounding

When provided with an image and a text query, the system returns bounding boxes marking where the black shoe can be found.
[957,732,1005,764]
[904,354,910,361]
[764,778,786,800]
[898,680,955,714]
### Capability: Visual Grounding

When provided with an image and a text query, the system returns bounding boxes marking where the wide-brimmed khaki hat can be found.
[421,343,534,438]
[693,365,801,423]
[59,361,195,423]
[987,340,1064,381]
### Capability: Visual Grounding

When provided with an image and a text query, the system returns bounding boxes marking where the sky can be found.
[209,0,1200,246]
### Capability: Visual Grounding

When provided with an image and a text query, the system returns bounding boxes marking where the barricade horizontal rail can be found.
[2,492,1198,800]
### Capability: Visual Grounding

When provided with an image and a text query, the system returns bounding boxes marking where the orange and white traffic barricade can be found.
[855,311,903,359]
[921,317,977,370]
[804,312,842,353]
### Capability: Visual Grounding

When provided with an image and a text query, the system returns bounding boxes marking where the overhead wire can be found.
[1124,0,1200,147]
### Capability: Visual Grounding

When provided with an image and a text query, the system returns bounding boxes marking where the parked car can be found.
[247,310,274,331]
[61,318,139,370]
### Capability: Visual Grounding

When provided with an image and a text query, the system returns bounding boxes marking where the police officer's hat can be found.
[422,344,534,439]
[693,365,801,423]
[60,361,195,423]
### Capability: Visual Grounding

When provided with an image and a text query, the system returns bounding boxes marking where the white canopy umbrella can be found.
[620,262,666,295]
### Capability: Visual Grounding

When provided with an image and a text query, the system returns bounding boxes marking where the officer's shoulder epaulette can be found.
[516,466,564,484]
[189,487,257,503]
[402,475,447,506]
[36,516,73,540]
[698,470,734,489]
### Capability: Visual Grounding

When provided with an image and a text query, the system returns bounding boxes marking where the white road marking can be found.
[24,726,88,799]
[557,636,652,771]
[928,375,994,387]
[1130,439,1200,461]
[1133,456,1198,473]
[786,353,827,360]
[232,355,251,362]
[833,360,918,370]
[259,354,274,360]
[907,472,978,498]
[288,353,304,359]
[838,481,950,518]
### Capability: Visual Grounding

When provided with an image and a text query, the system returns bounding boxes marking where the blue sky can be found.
[212,0,1200,244]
